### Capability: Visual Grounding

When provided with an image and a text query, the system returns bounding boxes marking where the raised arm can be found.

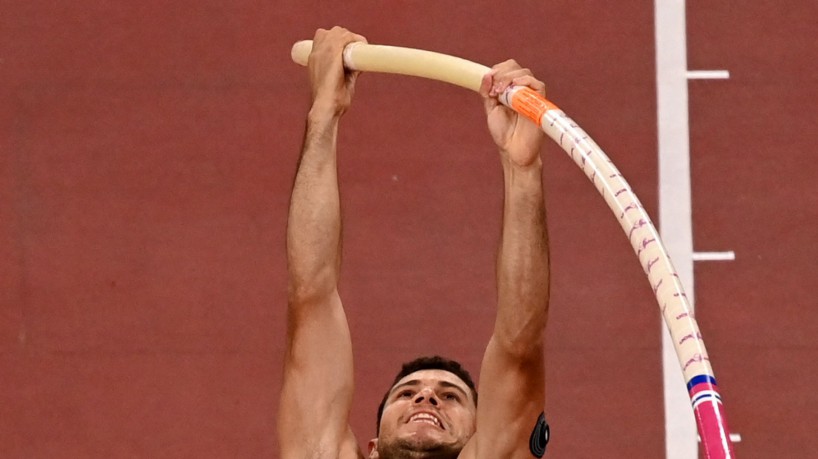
[465,62,551,459]
[278,27,367,459]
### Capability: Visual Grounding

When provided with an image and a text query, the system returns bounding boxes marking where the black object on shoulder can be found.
[529,412,550,457]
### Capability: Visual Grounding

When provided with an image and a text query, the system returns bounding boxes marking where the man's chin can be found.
[405,424,447,441]
[377,436,462,459]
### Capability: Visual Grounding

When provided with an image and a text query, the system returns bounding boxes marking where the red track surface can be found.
[1,1,816,457]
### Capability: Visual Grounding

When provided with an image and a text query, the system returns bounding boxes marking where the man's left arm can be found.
[463,62,550,459]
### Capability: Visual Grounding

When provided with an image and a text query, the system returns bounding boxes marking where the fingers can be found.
[312,26,368,59]
[483,60,546,99]
[480,72,500,113]
[310,27,368,88]
[510,75,546,97]
[307,27,368,115]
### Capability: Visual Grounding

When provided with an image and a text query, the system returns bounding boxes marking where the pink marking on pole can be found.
[683,353,710,371]
[628,218,647,240]
[678,332,702,345]
[637,237,655,257]
[676,312,690,320]
[615,188,628,197]
[647,257,660,273]
[577,147,592,166]
[652,278,664,294]
[619,203,642,219]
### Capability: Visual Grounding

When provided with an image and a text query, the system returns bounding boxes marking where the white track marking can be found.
[655,0,699,458]
[687,70,731,79]
[699,433,742,443]
[692,251,736,261]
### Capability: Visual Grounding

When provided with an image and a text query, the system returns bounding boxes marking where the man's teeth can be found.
[409,413,441,427]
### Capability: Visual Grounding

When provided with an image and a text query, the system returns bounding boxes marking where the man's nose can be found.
[413,388,438,406]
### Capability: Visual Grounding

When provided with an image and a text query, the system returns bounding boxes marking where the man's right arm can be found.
[278,27,366,459]
[279,111,354,458]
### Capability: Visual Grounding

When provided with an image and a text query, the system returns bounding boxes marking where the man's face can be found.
[371,369,477,459]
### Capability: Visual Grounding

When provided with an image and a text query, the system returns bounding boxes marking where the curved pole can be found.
[292,39,735,459]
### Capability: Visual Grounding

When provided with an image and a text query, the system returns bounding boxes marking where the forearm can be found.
[494,155,550,357]
[279,28,364,458]
[287,109,344,304]
[473,155,549,456]
[280,108,356,456]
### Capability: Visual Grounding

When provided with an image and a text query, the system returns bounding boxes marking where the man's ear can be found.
[367,438,379,458]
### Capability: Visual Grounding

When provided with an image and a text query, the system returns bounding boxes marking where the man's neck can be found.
[376,443,461,459]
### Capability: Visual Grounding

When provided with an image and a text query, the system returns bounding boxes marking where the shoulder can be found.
[280,424,363,459]
[457,411,550,459]
[340,426,366,459]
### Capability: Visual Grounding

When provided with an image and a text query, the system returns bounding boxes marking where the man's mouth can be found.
[408,412,444,430]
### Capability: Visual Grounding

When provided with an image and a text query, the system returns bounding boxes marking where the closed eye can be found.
[443,393,460,402]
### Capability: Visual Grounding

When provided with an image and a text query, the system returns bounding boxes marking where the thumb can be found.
[480,72,500,114]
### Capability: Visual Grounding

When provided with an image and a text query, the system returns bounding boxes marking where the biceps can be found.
[278,291,355,455]
[473,337,546,457]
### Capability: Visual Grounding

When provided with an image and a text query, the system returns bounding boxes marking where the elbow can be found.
[288,283,336,308]
[287,268,339,306]
[491,325,546,362]
[493,300,549,360]
[504,338,545,363]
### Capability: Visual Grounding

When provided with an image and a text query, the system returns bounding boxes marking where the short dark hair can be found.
[376,356,478,434]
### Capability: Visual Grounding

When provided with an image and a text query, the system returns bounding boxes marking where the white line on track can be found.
[698,433,742,443]
[655,1,699,458]
[687,70,731,79]
[692,251,736,261]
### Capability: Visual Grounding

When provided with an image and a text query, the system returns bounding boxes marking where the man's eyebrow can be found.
[389,379,470,399]
[437,380,469,398]
[389,380,420,397]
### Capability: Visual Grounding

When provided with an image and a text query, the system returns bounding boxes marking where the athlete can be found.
[280,26,551,458]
